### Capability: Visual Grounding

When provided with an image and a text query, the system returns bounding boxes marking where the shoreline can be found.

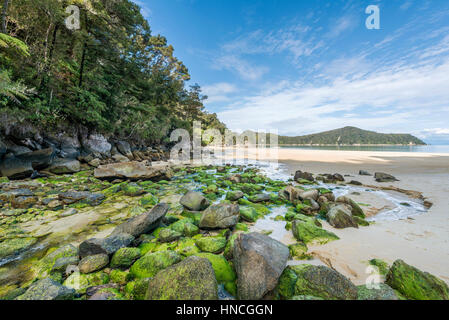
[219,148,449,285]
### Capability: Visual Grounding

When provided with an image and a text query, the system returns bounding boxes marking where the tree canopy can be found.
[0,0,225,144]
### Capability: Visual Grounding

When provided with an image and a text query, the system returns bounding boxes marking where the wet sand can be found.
[223,148,449,285]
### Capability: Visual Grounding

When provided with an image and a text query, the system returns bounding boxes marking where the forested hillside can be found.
[0,0,225,145]
[276,127,426,145]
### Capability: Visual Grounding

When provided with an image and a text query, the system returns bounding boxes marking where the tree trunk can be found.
[78,10,88,87]
[1,0,9,33]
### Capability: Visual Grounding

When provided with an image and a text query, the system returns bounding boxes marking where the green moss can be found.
[195,237,227,254]
[63,271,109,294]
[0,237,37,259]
[110,269,129,285]
[110,247,141,269]
[173,238,201,257]
[125,278,151,300]
[129,250,182,279]
[239,206,259,222]
[194,253,236,284]
[289,242,310,260]
[354,216,370,227]
[234,223,249,232]
[139,194,159,208]
[368,258,390,276]
[292,220,339,245]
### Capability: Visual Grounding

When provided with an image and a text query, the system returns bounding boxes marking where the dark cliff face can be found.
[277,127,426,145]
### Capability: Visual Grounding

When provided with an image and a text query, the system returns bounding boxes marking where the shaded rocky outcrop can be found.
[180,191,210,211]
[278,265,357,300]
[94,161,173,181]
[16,278,75,300]
[199,203,240,229]
[145,256,218,300]
[111,203,168,238]
[386,259,449,300]
[233,233,289,300]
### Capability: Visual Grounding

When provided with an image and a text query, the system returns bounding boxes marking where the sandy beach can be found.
[220,147,449,285]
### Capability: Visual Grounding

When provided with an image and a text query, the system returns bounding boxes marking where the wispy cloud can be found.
[202,82,238,104]
[213,55,269,81]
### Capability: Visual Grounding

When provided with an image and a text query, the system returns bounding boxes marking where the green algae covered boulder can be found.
[169,218,199,237]
[195,237,227,254]
[63,271,109,294]
[288,242,309,260]
[278,265,357,300]
[110,247,141,269]
[194,252,236,295]
[109,269,129,285]
[357,284,399,300]
[369,258,390,276]
[139,194,159,208]
[37,244,79,278]
[122,182,146,197]
[336,196,365,218]
[292,220,339,245]
[180,191,209,211]
[130,250,182,279]
[79,254,109,274]
[0,237,37,259]
[125,278,151,300]
[145,256,218,300]
[157,228,182,243]
[386,259,449,300]
[226,190,244,201]
[173,238,201,257]
[239,206,259,222]
[17,278,75,300]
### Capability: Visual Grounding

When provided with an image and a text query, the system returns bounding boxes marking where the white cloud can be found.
[217,57,449,137]
[202,83,238,104]
[213,55,269,81]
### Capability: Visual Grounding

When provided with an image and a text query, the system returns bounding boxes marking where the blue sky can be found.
[134,0,449,144]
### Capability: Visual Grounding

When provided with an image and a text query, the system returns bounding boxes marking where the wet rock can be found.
[79,233,135,259]
[79,254,109,274]
[0,237,37,259]
[94,161,173,181]
[130,250,182,279]
[278,265,357,300]
[58,191,105,206]
[111,203,168,238]
[115,140,133,159]
[233,232,289,300]
[375,172,399,182]
[278,185,302,202]
[16,278,75,300]
[86,284,119,299]
[145,256,218,300]
[357,284,399,300]
[239,206,259,222]
[180,191,210,211]
[327,204,358,229]
[294,171,314,182]
[122,182,146,197]
[59,208,78,218]
[48,158,81,174]
[333,173,345,182]
[0,155,33,179]
[386,259,449,300]
[349,180,363,186]
[11,195,38,209]
[299,189,319,201]
[199,203,240,229]
[88,158,101,168]
[16,148,54,170]
[51,256,80,273]
[292,220,339,245]
[112,153,129,163]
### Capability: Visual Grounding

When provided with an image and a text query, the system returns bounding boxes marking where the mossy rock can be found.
[139,194,159,208]
[138,241,175,256]
[369,259,390,276]
[226,190,244,201]
[110,247,141,269]
[386,259,449,300]
[158,228,182,243]
[278,265,357,300]
[357,284,399,300]
[354,216,370,227]
[195,237,227,254]
[110,269,129,285]
[0,237,37,259]
[125,278,151,300]
[194,253,236,284]
[63,271,109,294]
[173,238,201,257]
[122,183,146,197]
[288,242,309,260]
[129,250,182,279]
[169,218,198,237]
[234,223,249,232]
[292,220,339,245]
[239,206,259,222]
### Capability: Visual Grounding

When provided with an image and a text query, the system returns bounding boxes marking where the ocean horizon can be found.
[280,145,449,153]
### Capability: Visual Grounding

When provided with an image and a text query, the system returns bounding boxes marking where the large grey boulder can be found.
[180,191,209,211]
[199,203,240,229]
[79,253,109,274]
[375,172,399,182]
[278,265,358,300]
[16,148,55,170]
[79,233,135,259]
[16,278,75,300]
[82,133,112,157]
[49,158,81,174]
[233,232,289,300]
[94,161,173,181]
[115,140,133,159]
[111,203,168,238]
[327,204,358,229]
[145,256,218,300]
[0,155,33,179]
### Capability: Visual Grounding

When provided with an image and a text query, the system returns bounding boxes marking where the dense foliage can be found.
[276,127,426,145]
[0,0,225,144]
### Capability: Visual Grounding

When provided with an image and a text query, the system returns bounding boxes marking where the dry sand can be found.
[221,147,449,285]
